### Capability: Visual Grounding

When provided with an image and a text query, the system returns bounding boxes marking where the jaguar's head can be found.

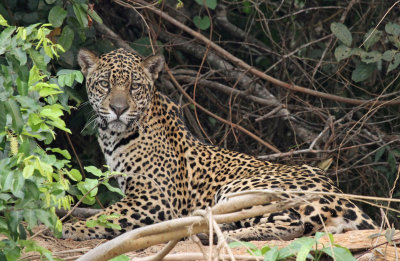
[78,48,164,132]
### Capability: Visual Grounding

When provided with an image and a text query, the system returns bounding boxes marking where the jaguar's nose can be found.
[110,94,129,118]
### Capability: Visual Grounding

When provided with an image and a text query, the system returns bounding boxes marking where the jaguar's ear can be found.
[77,49,99,77]
[143,54,165,80]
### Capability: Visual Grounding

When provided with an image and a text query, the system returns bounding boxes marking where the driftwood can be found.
[76,192,317,261]
[56,207,101,219]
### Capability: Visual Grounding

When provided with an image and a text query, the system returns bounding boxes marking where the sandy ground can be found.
[18,228,400,260]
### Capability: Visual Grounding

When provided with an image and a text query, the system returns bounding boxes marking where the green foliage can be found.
[131,37,164,57]
[194,0,217,10]
[73,166,124,205]
[331,22,352,47]
[48,5,67,28]
[193,16,211,30]
[0,1,114,259]
[332,22,400,82]
[174,0,217,30]
[86,213,122,230]
[230,233,356,261]
[374,147,400,190]
[0,15,75,260]
[109,254,130,261]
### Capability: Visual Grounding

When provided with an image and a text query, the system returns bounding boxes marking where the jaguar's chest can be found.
[97,127,189,189]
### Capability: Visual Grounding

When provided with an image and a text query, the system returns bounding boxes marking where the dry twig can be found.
[124,0,400,106]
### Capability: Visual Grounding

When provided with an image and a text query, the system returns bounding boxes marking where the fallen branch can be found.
[56,207,101,219]
[76,192,317,261]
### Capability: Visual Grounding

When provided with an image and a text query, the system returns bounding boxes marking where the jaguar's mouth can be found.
[108,119,128,131]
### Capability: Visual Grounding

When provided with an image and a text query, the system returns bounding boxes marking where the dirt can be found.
[19,228,399,260]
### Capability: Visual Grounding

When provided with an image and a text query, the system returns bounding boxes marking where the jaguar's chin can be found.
[108,120,128,132]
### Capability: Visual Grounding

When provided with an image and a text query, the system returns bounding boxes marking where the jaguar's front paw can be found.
[61,221,92,240]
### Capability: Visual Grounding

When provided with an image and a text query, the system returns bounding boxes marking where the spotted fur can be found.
[62,48,377,240]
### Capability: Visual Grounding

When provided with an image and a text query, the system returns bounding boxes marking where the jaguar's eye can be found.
[131,83,144,91]
[99,80,109,88]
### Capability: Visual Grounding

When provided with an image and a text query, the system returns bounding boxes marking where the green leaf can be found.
[193,16,210,30]
[57,69,83,87]
[40,106,64,119]
[228,241,261,256]
[48,148,71,159]
[322,246,356,261]
[351,62,376,82]
[24,180,40,200]
[105,222,121,230]
[16,78,29,96]
[109,255,130,261]
[0,14,9,26]
[11,173,25,198]
[68,169,82,182]
[130,37,154,57]
[382,50,396,62]
[10,48,27,66]
[48,6,67,28]
[46,118,71,134]
[194,0,217,9]
[229,241,258,249]
[23,209,38,230]
[331,22,352,46]
[22,164,35,179]
[73,4,88,28]
[28,113,43,128]
[387,53,400,74]
[385,22,400,36]
[295,237,315,261]
[385,228,396,242]
[360,51,382,64]
[88,9,103,23]
[260,245,271,255]
[314,232,328,242]
[351,48,366,56]
[0,26,16,55]
[77,178,99,197]
[242,1,251,14]
[28,66,44,86]
[27,49,46,71]
[32,83,62,97]
[388,151,397,173]
[388,35,400,49]
[85,220,98,228]
[34,210,55,229]
[58,25,74,51]
[75,71,84,83]
[4,99,24,134]
[8,211,23,239]
[334,45,352,61]
[0,102,6,131]
[363,29,382,50]
[263,246,279,261]
[84,166,103,177]
[102,182,124,196]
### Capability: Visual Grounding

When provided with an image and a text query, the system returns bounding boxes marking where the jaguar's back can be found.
[62,48,376,241]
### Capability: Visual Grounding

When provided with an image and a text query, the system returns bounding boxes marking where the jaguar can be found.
[62,48,377,241]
